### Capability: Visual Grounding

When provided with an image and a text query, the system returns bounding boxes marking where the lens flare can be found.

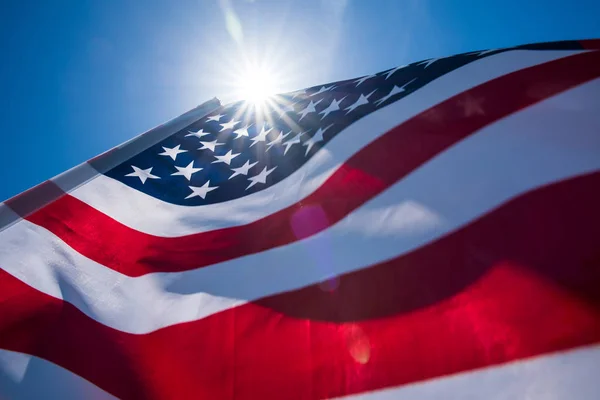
[345,324,371,365]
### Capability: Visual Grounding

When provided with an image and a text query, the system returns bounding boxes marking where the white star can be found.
[171,161,202,181]
[353,74,376,87]
[159,145,187,161]
[303,124,333,155]
[318,97,346,118]
[198,140,223,152]
[212,150,240,165]
[229,160,258,179]
[312,85,333,96]
[206,114,224,122]
[344,90,376,114]
[374,78,417,106]
[266,131,291,151]
[418,58,439,68]
[233,125,251,139]
[458,95,486,117]
[185,128,210,140]
[249,125,272,147]
[291,89,306,99]
[246,166,277,190]
[185,181,218,199]
[384,65,406,80]
[125,166,160,184]
[219,119,240,131]
[282,133,302,155]
[297,99,323,121]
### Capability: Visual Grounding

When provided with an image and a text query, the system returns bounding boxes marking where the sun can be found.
[234,64,281,106]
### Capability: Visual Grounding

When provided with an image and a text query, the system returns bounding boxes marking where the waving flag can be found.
[1,39,600,399]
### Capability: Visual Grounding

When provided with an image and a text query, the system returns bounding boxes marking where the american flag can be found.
[1,39,600,399]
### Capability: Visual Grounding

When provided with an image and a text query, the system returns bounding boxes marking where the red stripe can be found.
[579,39,600,50]
[25,50,600,277]
[3,173,600,399]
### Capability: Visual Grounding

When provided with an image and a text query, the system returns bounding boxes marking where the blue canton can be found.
[106,50,501,206]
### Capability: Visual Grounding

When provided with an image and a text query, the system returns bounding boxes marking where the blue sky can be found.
[1,0,599,201]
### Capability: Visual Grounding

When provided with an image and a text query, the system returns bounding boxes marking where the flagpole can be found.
[0,97,221,231]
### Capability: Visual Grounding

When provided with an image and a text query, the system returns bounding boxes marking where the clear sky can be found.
[2,0,599,201]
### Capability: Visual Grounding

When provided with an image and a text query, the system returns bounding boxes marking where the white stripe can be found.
[0,349,116,400]
[1,79,598,334]
[0,213,244,334]
[67,50,583,237]
[338,345,600,399]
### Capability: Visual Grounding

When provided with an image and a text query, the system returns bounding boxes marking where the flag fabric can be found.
[1,39,600,399]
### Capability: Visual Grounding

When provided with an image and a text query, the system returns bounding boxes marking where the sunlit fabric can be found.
[1,39,600,399]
